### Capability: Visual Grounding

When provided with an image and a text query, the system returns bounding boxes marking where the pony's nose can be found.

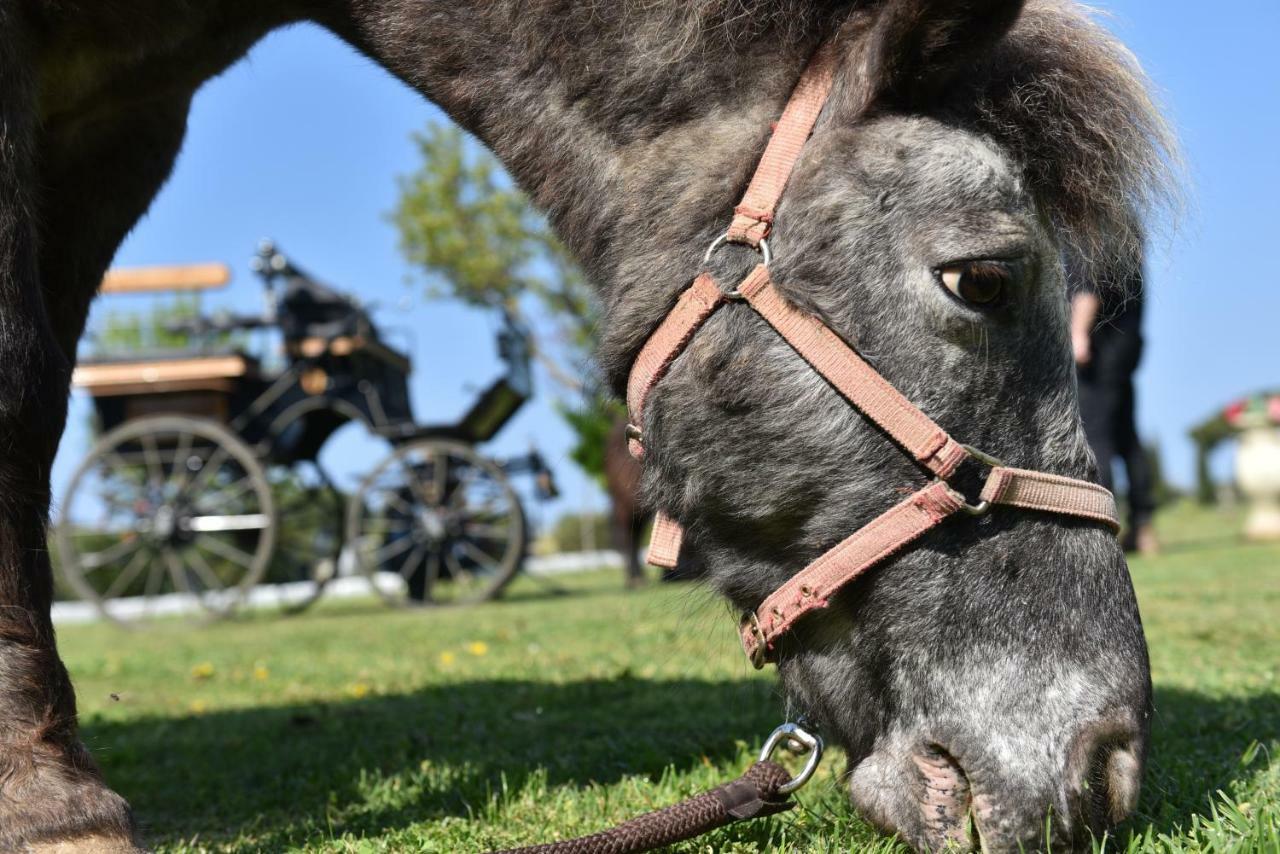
[964,714,1144,850]
[850,712,1146,852]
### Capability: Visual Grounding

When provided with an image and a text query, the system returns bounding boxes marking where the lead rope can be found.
[489,724,823,854]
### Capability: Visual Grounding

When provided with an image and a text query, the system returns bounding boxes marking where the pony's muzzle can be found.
[848,712,1145,852]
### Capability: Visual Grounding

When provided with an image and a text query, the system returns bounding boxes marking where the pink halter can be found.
[626,43,1120,669]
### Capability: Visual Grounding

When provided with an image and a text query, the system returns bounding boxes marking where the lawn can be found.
[58,502,1279,852]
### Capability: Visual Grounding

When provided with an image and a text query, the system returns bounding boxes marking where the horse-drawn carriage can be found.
[55,242,556,624]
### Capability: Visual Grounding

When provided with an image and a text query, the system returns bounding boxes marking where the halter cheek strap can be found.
[625,41,1120,668]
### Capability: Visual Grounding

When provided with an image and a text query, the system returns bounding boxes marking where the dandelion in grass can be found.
[439,651,456,666]
[190,662,215,681]
[467,641,489,657]
[253,664,269,681]
[347,682,371,699]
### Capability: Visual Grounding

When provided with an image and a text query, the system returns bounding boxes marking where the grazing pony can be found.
[0,0,1174,849]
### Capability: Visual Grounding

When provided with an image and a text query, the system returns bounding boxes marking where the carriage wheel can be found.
[347,439,527,607]
[258,460,344,616]
[55,415,276,626]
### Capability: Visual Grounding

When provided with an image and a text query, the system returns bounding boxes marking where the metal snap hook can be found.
[759,722,824,795]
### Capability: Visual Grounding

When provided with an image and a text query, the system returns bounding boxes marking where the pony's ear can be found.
[862,0,1025,109]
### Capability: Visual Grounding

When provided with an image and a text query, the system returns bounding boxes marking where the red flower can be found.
[1225,400,1246,426]
[1269,396,1280,423]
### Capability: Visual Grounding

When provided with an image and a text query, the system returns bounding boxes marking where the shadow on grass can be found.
[82,679,1277,849]
[1137,686,1280,834]
[83,675,780,849]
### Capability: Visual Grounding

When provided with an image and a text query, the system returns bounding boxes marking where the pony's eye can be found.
[936,261,1011,306]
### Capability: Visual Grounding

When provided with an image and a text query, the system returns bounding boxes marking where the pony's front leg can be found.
[0,23,138,853]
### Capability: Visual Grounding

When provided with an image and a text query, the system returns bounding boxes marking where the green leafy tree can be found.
[91,294,204,356]
[392,122,623,485]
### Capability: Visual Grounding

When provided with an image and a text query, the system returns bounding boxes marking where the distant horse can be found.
[603,414,647,587]
[2,1,1174,850]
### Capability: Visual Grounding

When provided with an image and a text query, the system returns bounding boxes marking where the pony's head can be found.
[612,1,1176,848]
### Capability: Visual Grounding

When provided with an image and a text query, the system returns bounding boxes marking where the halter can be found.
[625,42,1120,670]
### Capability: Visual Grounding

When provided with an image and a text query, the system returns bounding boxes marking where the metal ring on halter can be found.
[704,233,773,267]
[704,235,772,297]
[759,722,824,795]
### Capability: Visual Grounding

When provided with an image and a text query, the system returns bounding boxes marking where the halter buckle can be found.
[741,610,768,669]
[944,445,1006,516]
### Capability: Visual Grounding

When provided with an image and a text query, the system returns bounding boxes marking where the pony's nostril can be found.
[1087,742,1142,826]
[1071,716,1144,833]
[912,745,976,848]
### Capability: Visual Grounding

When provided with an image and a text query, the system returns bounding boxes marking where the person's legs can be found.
[1077,364,1116,492]
[1108,342,1159,555]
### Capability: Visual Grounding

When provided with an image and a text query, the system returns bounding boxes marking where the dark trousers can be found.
[1078,332,1155,528]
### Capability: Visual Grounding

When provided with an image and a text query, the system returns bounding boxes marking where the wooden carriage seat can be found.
[74,351,261,424]
[72,352,260,398]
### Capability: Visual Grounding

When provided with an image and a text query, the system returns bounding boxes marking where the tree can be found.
[90,294,205,356]
[392,122,647,580]
[392,124,621,474]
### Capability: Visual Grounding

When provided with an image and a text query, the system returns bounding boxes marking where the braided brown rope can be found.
[490,760,795,854]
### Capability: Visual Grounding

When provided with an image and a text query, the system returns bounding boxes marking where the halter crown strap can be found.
[727,42,841,248]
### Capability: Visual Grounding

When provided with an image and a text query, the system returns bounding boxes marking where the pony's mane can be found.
[625,0,1181,266]
[964,1,1181,267]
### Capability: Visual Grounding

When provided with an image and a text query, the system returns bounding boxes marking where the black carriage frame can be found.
[58,242,555,622]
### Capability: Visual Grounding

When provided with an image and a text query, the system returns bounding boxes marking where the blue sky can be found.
[52,1,1279,523]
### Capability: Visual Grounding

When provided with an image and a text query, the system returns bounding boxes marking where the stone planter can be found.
[1236,425,1280,541]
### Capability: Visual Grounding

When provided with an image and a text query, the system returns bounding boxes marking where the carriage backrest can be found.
[99,263,232,295]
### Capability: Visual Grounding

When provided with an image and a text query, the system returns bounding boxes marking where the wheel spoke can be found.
[101,547,151,600]
[168,430,195,493]
[78,536,143,571]
[444,549,475,585]
[195,533,257,570]
[433,453,449,504]
[186,444,230,497]
[196,475,258,513]
[372,533,418,565]
[462,522,509,541]
[162,548,192,595]
[140,432,166,489]
[398,540,430,581]
[459,539,502,574]
[383,490,417,517]
[143,555,167,599]
[402,463,438,508]
[184,546,229,593]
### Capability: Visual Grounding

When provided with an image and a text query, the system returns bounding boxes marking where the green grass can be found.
[57,502,1279,852]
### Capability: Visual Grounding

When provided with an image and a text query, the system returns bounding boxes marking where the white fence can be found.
[51,550,626,626]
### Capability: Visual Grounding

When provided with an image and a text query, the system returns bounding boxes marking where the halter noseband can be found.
[625,43,1120,669]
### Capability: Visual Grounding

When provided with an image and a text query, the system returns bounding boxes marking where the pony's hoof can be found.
[0,744,141,853]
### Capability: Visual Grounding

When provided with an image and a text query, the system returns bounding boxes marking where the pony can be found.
[0,0,1175,849]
